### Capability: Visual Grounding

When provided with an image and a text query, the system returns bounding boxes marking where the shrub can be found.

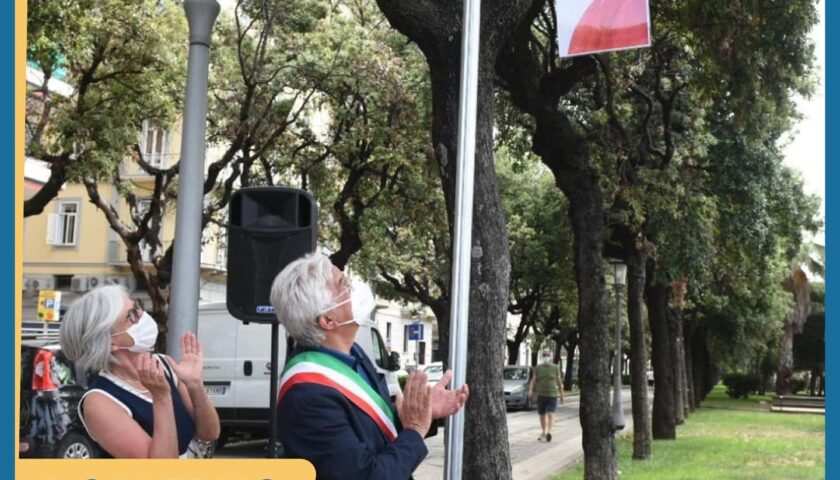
[792,375,808,395]
[722,373,761,399]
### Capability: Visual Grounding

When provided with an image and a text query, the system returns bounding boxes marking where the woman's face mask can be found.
[112,312,159,352]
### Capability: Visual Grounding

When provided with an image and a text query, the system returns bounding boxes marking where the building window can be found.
[136,199,154,262]
[47,201,80,246]
[141,120,167,167]
[216,230,228,268]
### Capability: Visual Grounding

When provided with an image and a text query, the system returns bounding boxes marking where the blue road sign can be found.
[408,323,424,341]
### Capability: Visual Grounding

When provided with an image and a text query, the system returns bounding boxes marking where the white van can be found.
[197,302,401,444]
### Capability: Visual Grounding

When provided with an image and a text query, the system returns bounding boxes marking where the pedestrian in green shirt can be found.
[528,351,564,442]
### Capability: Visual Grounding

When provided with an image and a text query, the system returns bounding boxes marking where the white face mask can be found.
[542,355,552,364]
[112,312,159,352]
[322,280,376,328]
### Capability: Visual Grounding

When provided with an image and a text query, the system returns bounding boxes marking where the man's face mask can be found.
[321,279,376,328]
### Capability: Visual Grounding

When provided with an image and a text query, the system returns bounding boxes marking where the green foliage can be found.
[293,4,450,306]
[27,0,187,180]
[810,282,825,311]
[675,0,818,138]
[793,312,824,372]
[497,148,578,344]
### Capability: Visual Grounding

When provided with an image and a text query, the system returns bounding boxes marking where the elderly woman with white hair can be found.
[59,285,220,458]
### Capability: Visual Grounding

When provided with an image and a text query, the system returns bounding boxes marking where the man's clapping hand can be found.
[395,371,433,437]
[430,370,469,419]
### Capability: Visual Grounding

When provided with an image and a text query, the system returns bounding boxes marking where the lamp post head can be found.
[608,259,627,286]
[184,0,220,46]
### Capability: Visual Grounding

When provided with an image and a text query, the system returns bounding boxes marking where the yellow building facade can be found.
[23,75,228,321]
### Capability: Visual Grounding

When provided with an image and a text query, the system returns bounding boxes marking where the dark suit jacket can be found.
[277,344,428,480]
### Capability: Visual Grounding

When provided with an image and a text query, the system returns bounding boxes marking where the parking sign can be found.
[37,290,62,322]
[408,323,423,341]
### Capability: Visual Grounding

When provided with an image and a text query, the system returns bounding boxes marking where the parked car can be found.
[647,369,655,386]
[19,340,101,458]
[503,365,534,410]
[423,362,445,388]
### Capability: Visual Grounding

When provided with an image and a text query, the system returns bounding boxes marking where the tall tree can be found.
[80,0,328,332]
[25,0,187,217]
[495,2,619,474]
[371,1,537,477]
[794,284,825,396]
[498,150,576,366]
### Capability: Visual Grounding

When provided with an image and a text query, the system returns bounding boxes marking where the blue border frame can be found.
[5,1,16,478]
[5,1,831,480]
[825,1,835,478]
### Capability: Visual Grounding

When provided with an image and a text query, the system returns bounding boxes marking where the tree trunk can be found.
[428,302,451,367]
[776,319,798,395]
[373,2,537,477]
[564,341,577,390]
[759,372,769,397]
[506,310,532,365]
[566,190,616,479]
[678,324,690,418]
[493,5,615,476]
[690,326,712,404]
[668,309,685,424]
[626,250,651,459]
[507,340,521,366]
[430,52,514,480]
[646,278,676,439]
[24,157,69,217]
[808,369,818,396]
[683,322,697,411]
[776,267,811,395]
[553,337,563,365]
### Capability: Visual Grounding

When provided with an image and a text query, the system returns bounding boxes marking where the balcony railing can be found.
[108,240,226,272]
[107,240,154,265]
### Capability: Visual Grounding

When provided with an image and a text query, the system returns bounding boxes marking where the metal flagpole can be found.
[444,0,481,478]
[167,0,220,359]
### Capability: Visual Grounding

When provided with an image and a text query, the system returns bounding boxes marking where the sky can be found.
[781,0,825,241]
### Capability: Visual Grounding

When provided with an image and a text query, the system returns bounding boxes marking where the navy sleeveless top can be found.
[80,355,196,457]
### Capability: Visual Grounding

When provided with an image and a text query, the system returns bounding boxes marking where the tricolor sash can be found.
[278,351,398,441]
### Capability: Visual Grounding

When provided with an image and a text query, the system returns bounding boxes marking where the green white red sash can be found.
[278,351,397,441]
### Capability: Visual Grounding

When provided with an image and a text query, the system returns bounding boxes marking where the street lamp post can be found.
[608,259,627,431]
[167,0,220,359]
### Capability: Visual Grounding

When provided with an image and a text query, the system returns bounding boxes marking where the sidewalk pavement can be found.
[512,413,635,480]
[414,393,635,480]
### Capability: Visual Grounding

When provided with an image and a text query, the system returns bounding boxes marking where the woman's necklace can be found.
[106,370,150,395]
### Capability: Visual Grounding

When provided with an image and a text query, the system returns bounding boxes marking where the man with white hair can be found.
[529,350,565,442]
[270,252,469,479]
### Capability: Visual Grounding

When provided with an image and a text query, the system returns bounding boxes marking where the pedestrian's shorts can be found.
[537,395,558,414]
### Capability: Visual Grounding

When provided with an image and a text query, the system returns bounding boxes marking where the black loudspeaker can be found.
[226,187,317,322]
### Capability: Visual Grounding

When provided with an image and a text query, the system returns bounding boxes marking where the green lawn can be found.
[553,386,825,480]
